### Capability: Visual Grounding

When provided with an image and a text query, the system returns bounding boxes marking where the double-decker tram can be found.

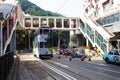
[33,27,53,59]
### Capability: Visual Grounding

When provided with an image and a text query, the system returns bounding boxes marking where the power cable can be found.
[56,0,69,13]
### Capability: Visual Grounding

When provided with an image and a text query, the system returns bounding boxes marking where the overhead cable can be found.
[56,0,69,13]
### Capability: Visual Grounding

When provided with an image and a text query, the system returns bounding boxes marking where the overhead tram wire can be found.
[55,0,69,13]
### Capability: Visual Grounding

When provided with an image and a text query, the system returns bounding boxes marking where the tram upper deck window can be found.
[39,29,42,34]
[39,42,48,48]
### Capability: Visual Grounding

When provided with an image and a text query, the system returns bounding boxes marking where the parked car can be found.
[59,47,66,54]
[71,48,87,58]
[103,49,120,64]
[64,48,73,56]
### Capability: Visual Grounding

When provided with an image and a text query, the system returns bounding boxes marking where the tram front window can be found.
[39,42,43,48]
[39,42,48,48]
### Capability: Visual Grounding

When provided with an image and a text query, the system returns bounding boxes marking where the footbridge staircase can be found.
[79,14,115,54]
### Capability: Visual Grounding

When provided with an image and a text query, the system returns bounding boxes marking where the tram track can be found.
[42,59,116,80]
[34,61,57,80]
[11,53,120,80]
[41,60,91,80]
[18,53,119,80]
[23,60,57,80]
[21,61,35,80]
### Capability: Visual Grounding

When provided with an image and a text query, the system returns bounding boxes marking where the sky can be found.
[28,0,85,17]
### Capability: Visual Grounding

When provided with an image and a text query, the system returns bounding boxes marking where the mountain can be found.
[18,0,63,16]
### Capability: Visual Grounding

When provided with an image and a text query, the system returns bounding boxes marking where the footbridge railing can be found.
[79,15,114,54]
[22,16,78,30]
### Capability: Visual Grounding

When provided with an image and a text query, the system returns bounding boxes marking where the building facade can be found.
[82,0,120,50]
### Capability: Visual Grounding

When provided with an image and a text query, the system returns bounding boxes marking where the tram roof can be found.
[34,27,52,34]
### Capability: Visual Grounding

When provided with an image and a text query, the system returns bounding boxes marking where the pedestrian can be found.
[118,49,120,55]
[62,50,65,55]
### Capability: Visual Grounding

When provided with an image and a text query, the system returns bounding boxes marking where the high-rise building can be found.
[80,0,120,53]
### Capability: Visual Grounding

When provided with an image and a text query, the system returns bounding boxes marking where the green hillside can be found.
[18,0,63,16]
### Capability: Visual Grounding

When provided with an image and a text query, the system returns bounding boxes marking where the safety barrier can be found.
[0,52,14,80]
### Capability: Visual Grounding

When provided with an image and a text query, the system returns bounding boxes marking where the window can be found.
[25,18,31,27]
[33,18,39,27]
[114,50,119,55]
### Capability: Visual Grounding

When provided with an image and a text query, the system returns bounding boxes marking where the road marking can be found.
[48,60,69,68]
[95,66,120,74]
[40,61,77,80]
[54,62,69,68]
[87,62,107,66]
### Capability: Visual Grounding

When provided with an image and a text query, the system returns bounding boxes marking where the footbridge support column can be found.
[86,38,89,47]
[0,12,3,55]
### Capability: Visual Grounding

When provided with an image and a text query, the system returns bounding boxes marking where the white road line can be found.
[87,62,107,66]
[40,61,77,80]
[95,66,120,74]
[54,62,69,68]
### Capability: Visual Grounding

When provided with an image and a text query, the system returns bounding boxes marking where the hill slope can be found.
[18,0,63,16]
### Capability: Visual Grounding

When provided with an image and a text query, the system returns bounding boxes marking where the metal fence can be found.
[0,52,14,80]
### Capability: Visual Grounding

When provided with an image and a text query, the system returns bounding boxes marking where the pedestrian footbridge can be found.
[0,0,116,55]
[0,0,119,79]
[22,15,78,31]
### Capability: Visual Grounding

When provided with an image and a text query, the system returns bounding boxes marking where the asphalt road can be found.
[19,53,120,80]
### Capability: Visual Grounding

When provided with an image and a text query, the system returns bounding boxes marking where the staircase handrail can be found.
[83,14,114,40]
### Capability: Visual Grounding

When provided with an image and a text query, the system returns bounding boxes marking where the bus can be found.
[33,27,53,58]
